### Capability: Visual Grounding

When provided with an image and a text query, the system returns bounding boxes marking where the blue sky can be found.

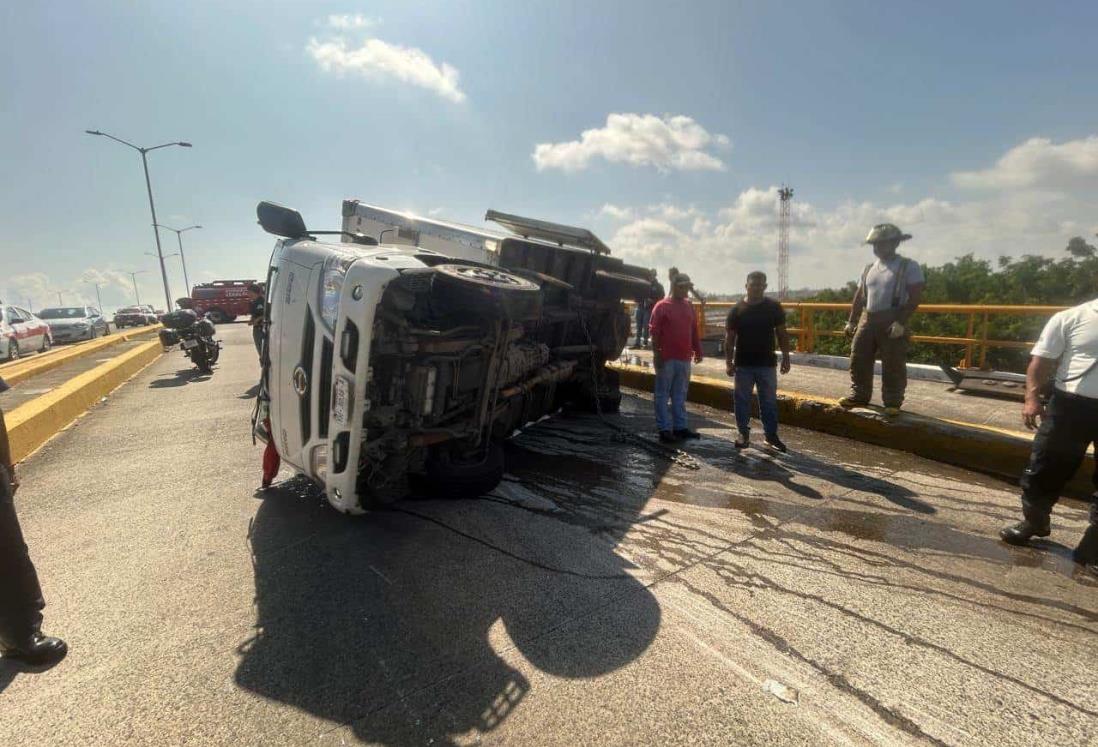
[2,1,1096,308]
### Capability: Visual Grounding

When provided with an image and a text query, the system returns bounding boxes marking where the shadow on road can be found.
[235,407,667,744]
[148,367,212,388]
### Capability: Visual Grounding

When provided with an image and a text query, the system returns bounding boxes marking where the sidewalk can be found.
[620,347,1027,435]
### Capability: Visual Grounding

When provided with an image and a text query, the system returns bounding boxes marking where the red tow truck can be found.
[189,280,260,323]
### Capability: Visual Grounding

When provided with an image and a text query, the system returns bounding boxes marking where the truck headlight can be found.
[320,254,356,331]
[310,443,329,481]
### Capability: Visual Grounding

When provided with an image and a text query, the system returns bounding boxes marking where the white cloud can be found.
[306,36,466,103]
[598,204,636,220]
[603,189,1090,294]
[325,14,379,30]
[952,135,1098,191]
[533,114,730,173]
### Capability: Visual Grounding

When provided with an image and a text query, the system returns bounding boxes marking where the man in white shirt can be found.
[838,224,926,415]
[1001,298,1098,570]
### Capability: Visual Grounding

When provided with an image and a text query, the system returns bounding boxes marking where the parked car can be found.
[37,306,110,343]
[113,305,158,328]
[190,279,260,323]
[1,303,52,361]
[257,200,662,515]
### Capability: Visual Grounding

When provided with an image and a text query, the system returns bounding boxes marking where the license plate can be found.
[182,339,199,350]
[332,376,352,426]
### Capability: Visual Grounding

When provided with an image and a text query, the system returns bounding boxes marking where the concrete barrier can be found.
[6,339,162,463]
[610,362,1094,499]
[0,324,162,386]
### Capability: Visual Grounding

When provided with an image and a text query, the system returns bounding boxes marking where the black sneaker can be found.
[658,430,679,444]
[673,428,701,440]
[764,435,788,453]
[734,431,750,449]
[1073,524,1098,565]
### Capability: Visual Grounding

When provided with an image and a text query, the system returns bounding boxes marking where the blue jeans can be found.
[734,366,779,437]
[655,359,691,432]
[634,306,651,346]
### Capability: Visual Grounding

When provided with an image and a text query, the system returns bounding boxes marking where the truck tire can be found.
[432,264,542,319]
[424,441,505,499]
[207,308,229,324]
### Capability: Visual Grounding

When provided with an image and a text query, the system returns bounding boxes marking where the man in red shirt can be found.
[649,274,704,443]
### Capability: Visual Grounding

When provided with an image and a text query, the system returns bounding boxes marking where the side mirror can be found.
[257,201,308,239]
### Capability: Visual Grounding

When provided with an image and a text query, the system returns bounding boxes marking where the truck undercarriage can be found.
[257,201,661,512]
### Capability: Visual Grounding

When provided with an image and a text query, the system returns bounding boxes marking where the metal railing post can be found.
[964,313,975,369]
[978,312,990,369]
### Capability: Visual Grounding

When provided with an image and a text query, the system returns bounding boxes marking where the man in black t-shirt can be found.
[725,271,791,451]
[247,284,266,358]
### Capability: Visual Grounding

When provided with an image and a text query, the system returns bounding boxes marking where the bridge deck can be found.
[1,325,1094,745]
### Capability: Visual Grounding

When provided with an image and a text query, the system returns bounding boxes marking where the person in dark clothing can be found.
[633,297,652,348]
[247,284,266,357]
[0,376,67,665]
[1000,298,1098,571]
[725,271,791,452]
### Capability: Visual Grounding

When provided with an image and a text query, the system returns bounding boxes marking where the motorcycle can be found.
[158,309,221,374]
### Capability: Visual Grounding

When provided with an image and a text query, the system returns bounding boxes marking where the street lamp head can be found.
[178,142,192,148]
[85,129,102,136]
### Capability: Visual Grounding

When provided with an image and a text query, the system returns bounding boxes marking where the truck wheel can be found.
[207,309,228,324]
[432,264,542,319]
[424,441,505,499]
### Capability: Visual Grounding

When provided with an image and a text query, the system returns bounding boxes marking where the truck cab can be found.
[257,201,661,514]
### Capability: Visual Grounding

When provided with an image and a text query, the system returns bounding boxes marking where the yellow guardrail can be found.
[627,301,1067,369]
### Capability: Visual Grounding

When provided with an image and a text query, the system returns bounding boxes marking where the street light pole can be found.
[126,270,149,305]
[85,281,104,314]
[56,291,64,305]
[155,224,201,296]
[139,149,173,312]
[85,130,192,313]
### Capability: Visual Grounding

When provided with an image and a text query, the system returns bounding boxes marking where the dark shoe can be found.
[658,430,679,444]
[673,428,701,440]
[764,434,788,453]
[734,431,750,449]
[999,519,1051,546]
[1,631,68,666]
[1073,524,1098,565]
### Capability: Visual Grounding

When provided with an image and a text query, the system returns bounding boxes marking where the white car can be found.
[1,303,52,361]
[256,201,662,515]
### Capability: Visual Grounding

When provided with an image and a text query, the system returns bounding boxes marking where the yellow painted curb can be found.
[0,324,161,386]
[610,362,1094,499]
[6,339,163,463]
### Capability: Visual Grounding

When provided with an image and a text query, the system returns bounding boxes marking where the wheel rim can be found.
[452,266,527,287]
[9,341,18,360]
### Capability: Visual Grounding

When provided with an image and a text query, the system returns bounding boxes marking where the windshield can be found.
[38,307,87,319]
[117,307,141,314]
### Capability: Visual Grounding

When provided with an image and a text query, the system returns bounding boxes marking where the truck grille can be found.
[299,309,315,444]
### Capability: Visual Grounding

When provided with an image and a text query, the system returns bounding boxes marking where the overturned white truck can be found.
[256,200,662,513]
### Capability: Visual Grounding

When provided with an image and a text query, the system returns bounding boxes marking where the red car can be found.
[1,303,52,361]
[190,280,260,323]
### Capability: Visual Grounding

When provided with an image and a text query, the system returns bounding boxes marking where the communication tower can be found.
[777,186,793,300]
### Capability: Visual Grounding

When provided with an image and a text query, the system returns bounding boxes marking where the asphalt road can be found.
[1,324,1095,745]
